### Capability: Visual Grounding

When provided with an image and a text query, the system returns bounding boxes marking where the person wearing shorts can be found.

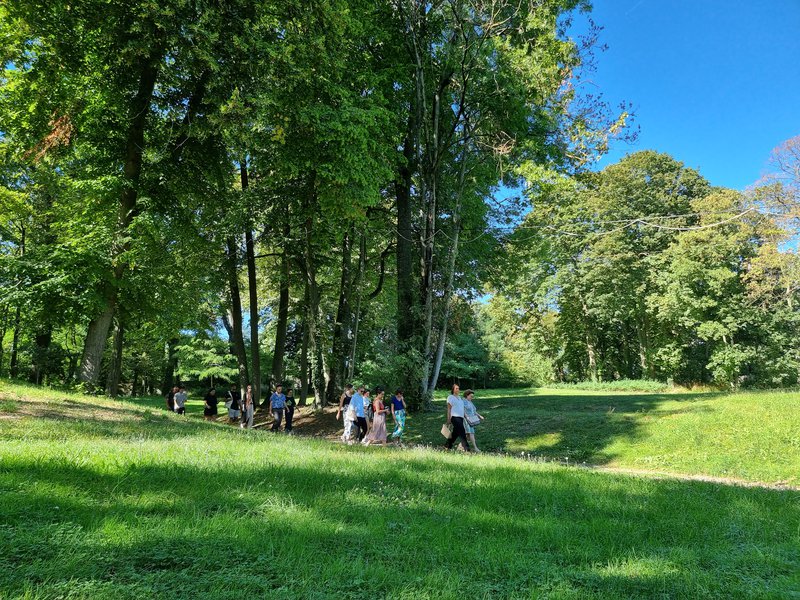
[226,384,241,423]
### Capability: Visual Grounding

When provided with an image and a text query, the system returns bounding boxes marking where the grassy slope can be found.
[225,387,799,486]
[0,381,798,599]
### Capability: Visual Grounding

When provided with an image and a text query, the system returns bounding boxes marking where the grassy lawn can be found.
[1,380,799,599]
[155,385,800,486]
[403,388,800,486]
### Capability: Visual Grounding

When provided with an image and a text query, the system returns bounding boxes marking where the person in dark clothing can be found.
[284,388,296,433]
[166,386,177,412]
[203,388,219,421]
[226,384,241,423]
[356,388,371,442]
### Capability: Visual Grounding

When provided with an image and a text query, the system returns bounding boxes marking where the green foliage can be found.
[493,151,800,388]
[175,336,238,386]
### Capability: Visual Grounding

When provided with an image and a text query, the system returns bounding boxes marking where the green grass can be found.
[368,387,800,486]
[546,380,671,393]
[1,380,799,599]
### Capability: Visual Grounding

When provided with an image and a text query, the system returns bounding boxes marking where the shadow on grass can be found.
[0,446,797,599]
[403,392,725,464]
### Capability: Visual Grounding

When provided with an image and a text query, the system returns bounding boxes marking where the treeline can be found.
[0,0,627,407]
[480,148,800,387]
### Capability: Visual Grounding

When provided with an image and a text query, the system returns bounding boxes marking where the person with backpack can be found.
[226,383,241,424]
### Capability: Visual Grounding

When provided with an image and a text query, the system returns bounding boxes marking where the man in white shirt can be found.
[174,386,187,416]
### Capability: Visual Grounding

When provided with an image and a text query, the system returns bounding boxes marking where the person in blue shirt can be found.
[351,385,368,442]
[269,384,287,432]
[390,388,407,444]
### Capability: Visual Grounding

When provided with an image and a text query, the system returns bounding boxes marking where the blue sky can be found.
[571,1,800,190]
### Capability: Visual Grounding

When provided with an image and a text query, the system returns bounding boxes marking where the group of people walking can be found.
[336,384,407,446]
[444,384,485,452]
[166,383,298,432]
[166,381,485,452]
[335,382,485,452]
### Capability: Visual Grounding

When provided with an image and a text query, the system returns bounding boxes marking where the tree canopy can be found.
[1,1,794,401]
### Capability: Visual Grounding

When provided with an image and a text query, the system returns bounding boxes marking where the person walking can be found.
[226,383,241,424]
[363,387,389,446]
[166,386,178,412]
[203,388,219,421]
[269,384,287,432]
[241,384,254,429]
[390,388,407,444]
[174,386,187,416]
[336,384,355,442]
[351,385,369,442]
[284,388,296,433]
[462,389,484,452]
[445,384,470,452]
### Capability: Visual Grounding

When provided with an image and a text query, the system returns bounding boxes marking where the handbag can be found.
[440,422,453,438]
[224,400,233,409]
[466,413,481,427]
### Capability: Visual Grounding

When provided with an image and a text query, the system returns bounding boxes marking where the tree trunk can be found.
[161,337,179,393]
[299,313,310,407]
[428,132,468,392]
[302,177,325,408]
[395,133,423,409]
[419,178,436,397]
[9,226,25,379]
[580,296,598,382]
[636,312,654,379]
[271,218,291,388]
[325,228,353,404]
[241,160,261,407]
[106,317,124,398]
[348,234,367,381]
[8,305,21,379]
[79,50,161,388]
[225,236,250,390]
[0,304,8,376]
[30,326,53,385]
[131,363,140,397]
[79,305,115,386]
[395,135,416,346]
